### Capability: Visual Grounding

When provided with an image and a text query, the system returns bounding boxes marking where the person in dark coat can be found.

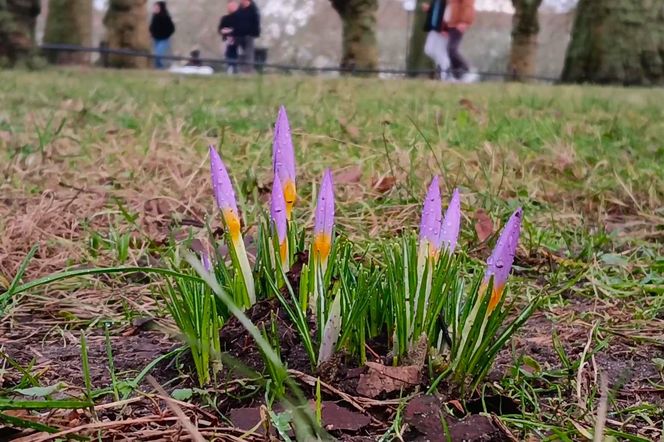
[233,0,260,73]
[422,0,451,80]
[149,1,175,69]
[218,1,239,74]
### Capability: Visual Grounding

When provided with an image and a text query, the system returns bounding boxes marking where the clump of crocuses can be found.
[177,105,534,391]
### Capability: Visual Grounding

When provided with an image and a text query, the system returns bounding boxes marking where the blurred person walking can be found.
[422,0,451,80]
[445,0,477,82]
[218,1,240,74]
[149,1,175,69]
[234,0,260,73]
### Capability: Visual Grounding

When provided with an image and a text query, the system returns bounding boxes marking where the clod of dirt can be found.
[446,414,506,442]
[404,396,507,442]
[404,395,446,437]
[356,362,421,398]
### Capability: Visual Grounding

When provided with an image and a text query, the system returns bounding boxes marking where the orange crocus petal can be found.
[488,285,505,313]
[313,232,331,263]
[283,179,297,219]
[222,208,241,242]
[279,240,288,264]
[428,242,440,261]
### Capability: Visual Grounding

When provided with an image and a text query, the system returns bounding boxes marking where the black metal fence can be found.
[39,43,561,83]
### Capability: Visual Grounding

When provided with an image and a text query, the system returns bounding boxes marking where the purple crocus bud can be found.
[419,176,442,258]
[484,208,523,312]
[270,174,288,264]
[209,145,241,242]
[313,169,334,265]
[439,188,461,254]
[272,106,297,219]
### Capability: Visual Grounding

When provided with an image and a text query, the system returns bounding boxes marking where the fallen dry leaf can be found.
[60,99,84,112]
[335,166,363,184]
[459,98,480,114]
[371,176,397,194]
[232,402,370,434]
[338,117,360,139]
[356,362,421,398]
[319,401,371,431]
[0,130,11,143]
[474,209,493,242]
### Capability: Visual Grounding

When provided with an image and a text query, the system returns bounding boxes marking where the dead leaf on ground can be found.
[459,98,481,114]
[335,166,363,185]
[474,209,493,242]
[371,176,396,194]
[230,407,270,436]
[319,401,371,431]
[231,402,370,434]
[356,362,421,398]
[143,198,174,217]
[338,117,360,139]
[60,99,84,112]
[447,414,503,442]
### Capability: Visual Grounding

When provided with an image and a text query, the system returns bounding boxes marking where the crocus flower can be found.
[209,145,241,243]
[439,188,461,254]
[483,208,523,313]
[270,174,289,267]
[419,176,442,259]
[209,145,255,305]
[313,169,334,268]
[273,106,297,219]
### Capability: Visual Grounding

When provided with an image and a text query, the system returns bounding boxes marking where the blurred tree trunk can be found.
[406,0,434,75]
[508,0,542,81]
[562,0,664,85]
[103,0,151,69]
[330,0,378,71]
[43,0,92,64]
[0,0,41,67]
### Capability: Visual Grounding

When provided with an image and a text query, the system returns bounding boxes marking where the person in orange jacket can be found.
[445,0,476,81]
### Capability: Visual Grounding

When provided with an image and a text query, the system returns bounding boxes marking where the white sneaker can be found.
[459,71,480,83]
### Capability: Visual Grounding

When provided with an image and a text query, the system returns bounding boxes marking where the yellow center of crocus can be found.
[279,240,288,265]
[283,179,297,220]
[222,208,241,242]
[313,232,331,263]
[428,242,440,261]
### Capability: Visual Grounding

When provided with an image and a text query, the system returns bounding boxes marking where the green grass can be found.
[0,68,662,440]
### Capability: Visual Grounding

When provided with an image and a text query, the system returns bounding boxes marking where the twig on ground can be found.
[146,375,205,442]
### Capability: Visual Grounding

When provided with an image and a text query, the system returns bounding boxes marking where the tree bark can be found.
[43,0,92,64]
[406,0,434,75]
[508,0,542,81]
[562,0,664,85]
[330,0,379,71]
[0,0,41,66]
[103,0,151,69]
